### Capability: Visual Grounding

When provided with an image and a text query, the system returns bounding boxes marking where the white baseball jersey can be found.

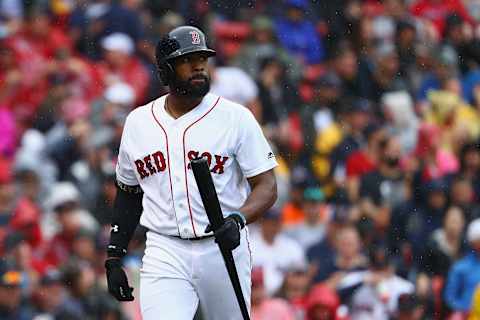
[116,92,278,238]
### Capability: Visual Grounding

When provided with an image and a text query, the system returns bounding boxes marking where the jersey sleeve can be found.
[116,116,139,186]
[234,108,278,178]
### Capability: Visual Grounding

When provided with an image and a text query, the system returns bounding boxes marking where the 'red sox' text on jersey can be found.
[115,92,278,239]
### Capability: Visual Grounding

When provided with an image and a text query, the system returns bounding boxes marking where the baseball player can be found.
[104,25,278,320]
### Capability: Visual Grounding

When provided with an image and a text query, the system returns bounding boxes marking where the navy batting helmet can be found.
[156,26,216,85]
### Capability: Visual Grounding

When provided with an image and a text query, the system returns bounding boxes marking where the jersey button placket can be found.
[172,125,191,239]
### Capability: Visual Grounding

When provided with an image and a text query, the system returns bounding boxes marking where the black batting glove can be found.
[205,212,246,251]
[105,258,134,301]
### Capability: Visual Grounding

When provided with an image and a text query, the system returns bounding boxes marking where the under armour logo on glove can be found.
[111,225,119,233]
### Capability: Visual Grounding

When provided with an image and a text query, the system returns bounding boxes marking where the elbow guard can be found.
[107,180,143,258]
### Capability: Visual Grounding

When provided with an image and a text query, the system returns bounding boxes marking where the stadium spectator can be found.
[256,56,297,150]
[69,0,150,60]
[276,259,311,319]
[0,158,25,240]
[2,230,46,292]
[0,0,22,37]
[338,245,414,320]
[209,59,262,121]
[381,91,419,154]
[420,205,467,277]
[395,19,418,80]
[329,98,372,197]
[441,13,480,76]
[91,172,117,226]
[300,72,342,151]
[449,176,480,222]
[41,182,98,267]
[304,283,341,320]
[15,5,72,59]
[59,259,121,319]
[310,224,367,284]
[426,89,480,153]
[0,41,23,111]
[284,186,328,250]
[358,135,407,234]
[234,15,302,82]
[0,260,33,320]
[300,72,344,189]
[250,208,307,296]
[43,97,93,181]
[410,0,474,37]
[358,42,408,105]
[445,218,480,313]
[345,123,386,202]
[44,45,100,103]
[392,293,425,320]
[330,41,361,98]
[13,129,58,195]
[96,32,149,105]
[281,165,312,226]
[71,229,98,265]
[30,269,66,319]
[416,44,459,104]
[455,142,480,196]
[251,267,296,320]
[411,123,459,183]
[274,0,325,65]
[389,179,449,265]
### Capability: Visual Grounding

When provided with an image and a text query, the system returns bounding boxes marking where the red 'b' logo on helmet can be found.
[189,31,201,45]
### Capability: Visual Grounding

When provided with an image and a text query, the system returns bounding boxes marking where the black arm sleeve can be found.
[107,180,143,257]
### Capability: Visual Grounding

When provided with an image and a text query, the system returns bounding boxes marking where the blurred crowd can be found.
[4,0,480,319]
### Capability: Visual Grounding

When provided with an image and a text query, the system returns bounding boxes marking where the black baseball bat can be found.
[190,157,250,320]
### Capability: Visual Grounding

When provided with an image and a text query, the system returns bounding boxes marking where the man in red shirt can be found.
[345,124,387,202]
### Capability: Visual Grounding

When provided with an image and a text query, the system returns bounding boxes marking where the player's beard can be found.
[170,74,210,99]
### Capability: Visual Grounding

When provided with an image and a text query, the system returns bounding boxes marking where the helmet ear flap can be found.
[157,61,174,86]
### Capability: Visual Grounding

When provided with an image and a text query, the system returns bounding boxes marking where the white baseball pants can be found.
[140,228,252,320]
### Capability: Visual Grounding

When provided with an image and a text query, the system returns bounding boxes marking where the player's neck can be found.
[165,94,203,119]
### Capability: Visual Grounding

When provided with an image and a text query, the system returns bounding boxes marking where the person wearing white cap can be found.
[41,182,99,241]
[250,208,307,296]
[97,32,149,105]
[101,32,135,56]
[104,82,136,107]
[89,81,135,130]
[444,218,480,313]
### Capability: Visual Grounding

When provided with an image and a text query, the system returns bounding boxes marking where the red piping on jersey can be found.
[151,101,181,236]
[183,96,221,237]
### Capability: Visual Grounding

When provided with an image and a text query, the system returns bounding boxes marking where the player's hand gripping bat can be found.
[190,157,250,320]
